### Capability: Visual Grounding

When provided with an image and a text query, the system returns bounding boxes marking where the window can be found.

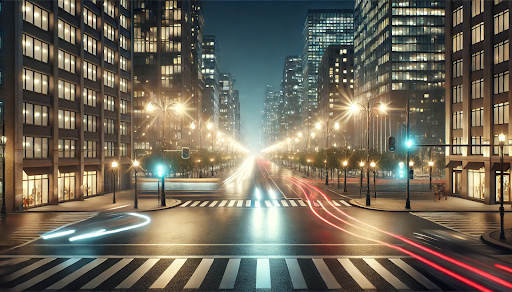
[120,14,128,30]
[22,173,49,207]
[471,51,484,71]
[472,0,484,17]
[58,110,76,129]
[120,0,128,9]
[471,22,484,44]
[83,115,97,132]
[453,59,463,78]
[58,139,76,158]
[468,169,485,199]
[452,137,462,155]
[471,107,484,126]
[58,80,76,101]
[83,34,97,55]
[23,34,49,63]
[23,103,48,126]
[120,78,128,93]
[452,111,463,129]
[83,8,96,29]
[495,134,510,155]
[104,46,115,64]
[472,79,484,99]
[58,0,75,15]
[120,143,127,156]
[452,32,463,52]
[120,56,128,71]
[120,34,128,50]
[104,71,115,88]
[83,88,97,107]
[23,136,48,158]
[23,68,48,94]
[453,6,463,27]
[120,121,127,135]
[495,10,509,34]
[104,142,115,157]
[104,95,115,111]
[58,50,76,73]
[104,0,115,18]
[494,40,509,64]
[120,99,128,114]
[494,102,510,124]
[23,1,49,31]
[104,23,115,41]
[494,71,509,94]
[58,172,75,201]
[452,85,463,103]
[84,141,97,158]
[104,119,115,134]
[58,20,76,44]
[472,136,483,155]
[83,61,97,81]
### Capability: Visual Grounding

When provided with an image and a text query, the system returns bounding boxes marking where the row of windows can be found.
[453,6,463,27]
[58,139,76,158]
[23,34,49,63]
[452,111,463,129]
[58,20,76,45]
[58,109,76,129]
[471,107,483,127]
[58,50,76,73]
[58,0,75,16]
[23,1,49,31]
[471,22,484,45]
[23,103,48,126]
[58,80,75,101]
[451,102,510,128]
[494,40,509,64]
[22,138,129,159]
[494,71,509,94]
[471,51,483,72]
[452,135,512,156]
[472,0,484,17]
[453,59,463,78]
[84,115,97,132]
[495,10,509,35]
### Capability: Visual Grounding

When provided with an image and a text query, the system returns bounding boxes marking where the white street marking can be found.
[116,258,159,289]
[218,200,228,207]
[183,259,214,289]
[390,258,440,291]
[219,258,241,289]
[312,258,341,289]
[150,259,187,289]
[12,258,79,292]
[190,201,201,207]
[199,201,209,207]
[180,201,192,207]
[209,201,218,207]
[256,258,271,289]
[281,200,289,207]
[48,258,107,290]
[2,258,57,282]
[81,258,133,289]
[338,258,375,289]
[245,200,251,207]
[364,258,409,290]
[285,258,307,290]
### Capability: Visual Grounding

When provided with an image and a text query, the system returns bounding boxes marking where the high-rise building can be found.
[133,0,203,158]
[354,0,445,153]
[219,73,233,134]
[445,0,512,205]
[281,56,302,140]
[202,35,220,128]
[0,0,133,211]
[318,45,354,149]
[232,90,241,142]
[302,9,354,130]
[262,85,278,147]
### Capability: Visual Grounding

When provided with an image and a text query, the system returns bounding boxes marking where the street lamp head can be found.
[342,161,348,167]
[133,160,139,167]
[311,132,315,138]
[307,159,310,162]
[298,132,303,137]
[174,103,183,113]
[499,133,506,144]
[207,123,212,130]
[379,104,386,112]
[350,103,360,113]
[334,122,339,130]
[359,161,365,167]
[146,103,154,112]
[112,161,118,168]
[428,161,434,166]
[0,136,6,146]
[370,162,376,168]
[191,122,196,130]
[210,158,214,162]
[316,122,321,129]
[409,161,414,167]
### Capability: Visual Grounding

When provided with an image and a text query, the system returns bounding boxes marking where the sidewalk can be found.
[481,229,512,252]
[27,190,181,213]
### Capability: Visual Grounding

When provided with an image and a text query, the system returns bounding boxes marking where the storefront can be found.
[83,171,97,197]
[467,167,485,200]
[23,171,49,207]
[494,162,510,203]
[58,167,76,202]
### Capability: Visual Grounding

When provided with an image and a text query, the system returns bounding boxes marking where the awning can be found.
[84,164,101,171]
[446,161,462,168]
[492,163,510,171]
[58,165,78,173]
[23,167,52,176]
[464,162,485,170]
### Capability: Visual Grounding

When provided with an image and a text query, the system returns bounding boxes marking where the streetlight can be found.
[499,133,506,240]
[317,120,340,186]
[112,161,118,204]
[133,160,140,209]
[0,136,6,215]
[210,158,215,177]
[342,160,348,192]
[371,161,376,198]
[428,161,434,191]
[359,161,364,198]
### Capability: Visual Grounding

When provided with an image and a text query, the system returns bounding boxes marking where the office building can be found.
[202,35,220,128]
[281,56,302,141]
[0,0,133,211]
[232,90,240,142]
[219,73,233,134]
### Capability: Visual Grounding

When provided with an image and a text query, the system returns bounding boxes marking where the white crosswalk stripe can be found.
[0,256,440,291]
[180,201,192,207]
[411,212,500,238]
[190,201,201,207]
[177,199,332,208]
[209,200,218,207]
[340,200,351,207]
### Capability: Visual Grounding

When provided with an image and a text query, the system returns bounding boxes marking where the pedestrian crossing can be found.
[0,256,442,291]
[411,212,501,238]
[180,199,351,208]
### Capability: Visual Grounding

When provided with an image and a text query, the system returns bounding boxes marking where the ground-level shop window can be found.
[453,170,462,194]
[23,173,49,207]
[58,172,75,201]
[496,171,510,203]
[468,168,485,199]
[83,171,97,196]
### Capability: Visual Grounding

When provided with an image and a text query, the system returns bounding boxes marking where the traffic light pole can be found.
[405,97,411,209]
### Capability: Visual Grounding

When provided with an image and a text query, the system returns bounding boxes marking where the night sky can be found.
[202,0,354,152]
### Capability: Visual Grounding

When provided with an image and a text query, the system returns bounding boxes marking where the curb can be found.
[348,199,512,213]
[481,231,512,252]
[24,198,182,213]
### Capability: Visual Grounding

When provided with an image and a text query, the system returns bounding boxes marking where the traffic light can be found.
[182,147,190,159]
[157,165,164,177]
[409,169,414,179]
[406,139,413,148]
[388,136,396,152]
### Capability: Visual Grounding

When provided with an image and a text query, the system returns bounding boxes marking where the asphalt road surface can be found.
[2,157,512,291]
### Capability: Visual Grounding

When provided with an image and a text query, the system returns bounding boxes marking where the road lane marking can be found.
[219,258,241,289]
[264,200,272,207]
[150,258,187,289]
[116,258,159,289]
[332,200,341,206]
[237,200,243,207]
[338,258,375,289]
[209,201,218,207]
[219,200,228,207]
[245,200,251,207]
[81,258,133,289]
[199,201,209,207]
[298,200,307,207]
[273,200,280,207]
[12,258,80,292]
[48,258,107,290]
[255,201,261,208]
[286,184,301,197]
[228,200,236,207]
[364,258,409,290]
[183,258,214,289]
[389,258,440,291]
[107,204,131,210]
[190,201,201,207]
[285,258,307,290]
[256,258,271,289]
[340,200,351,207]
[2,258,56,282]
[181,201,192,207]
[313,258,341,289]
[289,200,298,207]
[281,200,289,207]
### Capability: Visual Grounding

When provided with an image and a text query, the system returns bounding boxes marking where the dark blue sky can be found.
[202,0,354,150]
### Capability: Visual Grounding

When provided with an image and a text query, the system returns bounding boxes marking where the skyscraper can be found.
[202,35,220,128]
[281,56,302,140]
[354,0,445,153]
[219,73,233,134]
[302,9,354,130]
[232,90,241,142]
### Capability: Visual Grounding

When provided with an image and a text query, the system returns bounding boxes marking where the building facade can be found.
[202,35,220,128]
[219,72,233,134]
[0,0,133,211]
[232,89,240,142]
[446,0,512,205]
[281,55,302,141]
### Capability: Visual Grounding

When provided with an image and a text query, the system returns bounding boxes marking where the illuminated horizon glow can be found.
[68,213,151,242]
[288,176,512,291]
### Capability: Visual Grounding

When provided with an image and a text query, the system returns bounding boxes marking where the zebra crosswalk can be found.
[179,199,351,208]
[0,256,442,291]
[411,212,501,238]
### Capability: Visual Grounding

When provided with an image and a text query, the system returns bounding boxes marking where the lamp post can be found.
[112,161,118,204]
[342,160,348,192]
[428,161,434,190]
[133,160,139,209]
[0,135,6,215]
[499,133,506,240]
[359,161,364,198]
[409,160,414,202]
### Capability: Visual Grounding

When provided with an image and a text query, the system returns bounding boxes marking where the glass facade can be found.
[58,172,75,202]
[23,173,49,207]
